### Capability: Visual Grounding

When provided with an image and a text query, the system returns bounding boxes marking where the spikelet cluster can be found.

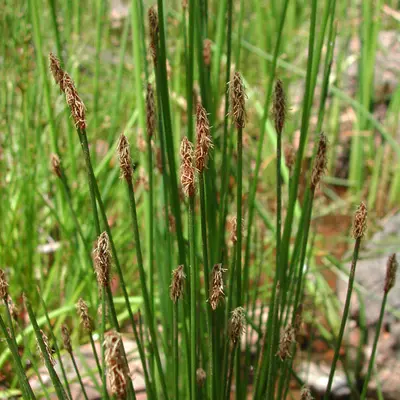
[146,83,156,138]
[300,386,314,400]
[272,79,287,135]
[229,307,246,345]
[0,269,8,300]
[230,72,246,129]
[50,153,62,178]
[209,263,226,310]
[180,137,196,197]
[276,324,295,361]
[61,324,72,353]
[230,216,243,244]
[148,7,158,63]
[37,330,56,366]
[384,253,397,293]
[284,144,296,173]
[195,103,213,172]
[352,202,367,239]
[49,53,86,129]
[76,298,93,332]
[104,331,130,399]
[311,133,328,189]
[170,265,186,303]
[203,39,212,67]
[117,134,133,181]
[94,232,112,288]
[196,368,207,387]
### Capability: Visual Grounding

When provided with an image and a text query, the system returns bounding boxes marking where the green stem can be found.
[69,352,90,400]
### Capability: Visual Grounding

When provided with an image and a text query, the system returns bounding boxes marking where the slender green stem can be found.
[69,351,90,400]
[89,334,103,383]
[324,238,361,399]
[173,302,179,400]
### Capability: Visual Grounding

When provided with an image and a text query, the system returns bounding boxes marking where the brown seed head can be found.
[76,298,93,332]
[311,133,328,189]
[272,79,287,134]
[37,330,56,366]
[284,144,296,174]
[7,296,19,322]
[146,83,156,138]
[0,269,8,300]
[148,7,158,63]
[229,307,246,345]
[276,324,295,361]
[300,386,314,400]
[63,72,87,130]
[49,53,65,90]
[170,265,186,303]
[195,103,213,172]
[384,253,398,293]
[61,324,72,353]
[230,72,246,129]
[196,368,207,387]
[180,137,196,197]
[209,263,227,310]
[94,232,111,288]
[50,153,62,178]
[104,331,130,399]
[117,134,133,181]
[203,39,212,67]
[352,202,367,239]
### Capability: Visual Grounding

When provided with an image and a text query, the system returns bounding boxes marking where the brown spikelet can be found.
[170,265,186,303]
[272,79,287,135]
[195,103,213,172]
[7,296,19,322]
[284,144,296,174]
[196,368,207,387]
[37,330,56,366]
[352,202,367,239]
[94,232,111,288]
[311,133,328,189]
[180,137,196,197]
[384,253,397,293]
[104,331,130,399]
[209,263,227,310]
[230,72,246,129]
[146,83,156,138]
[50,153,62,178]
[182,0,188,9]
[300,386,314,400]
[148,7,159,63]
[276,324,295,361]
[203,39,212,67]
[229,307,246,345]
[49,53,65,90]
[294,304,303,337]
[117,134,133,181]
[63,72,87,130]
[0,269,8,300]
[76,298,93,332]
[230,217,238,244]
[61,324,72,353]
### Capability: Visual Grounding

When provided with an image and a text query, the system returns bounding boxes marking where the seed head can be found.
[180,137,196,197]
[170,265,186,303]
[311,133,328,189]
[229,307,246,345]
[94,232,112,288]
[148,7,159,63]
[49,53,65,90]
[196,368,207,387]
[104,331,130,399]
[284,144,296,174]
[300,386,314,400]
[272,79,287,135]
[209,263,227,310]
[63,72,87,130]
[195,103,213,172]
[50,153,62,178]
[76,298,93,333]
[61,324,72,353]
[230,72,246,129]
[276,324,295,361]
[203,39,212,67]
[384,253,397,293]
[0,269,8,300]
[146,83,156,138]
[117,134,133,181]
[37,330,56,366]
[352,202,367,239]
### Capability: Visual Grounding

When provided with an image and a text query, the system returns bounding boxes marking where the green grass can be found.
[0,0,399,399]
